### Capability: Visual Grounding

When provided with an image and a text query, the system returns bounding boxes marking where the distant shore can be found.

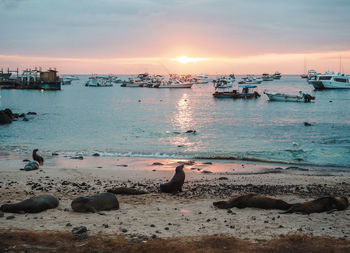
[0,152,349,244]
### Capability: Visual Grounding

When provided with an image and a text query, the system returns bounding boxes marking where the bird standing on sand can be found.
[33,149,44,165]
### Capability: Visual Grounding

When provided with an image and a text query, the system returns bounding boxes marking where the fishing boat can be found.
[213,85,260,99]
[262,73,274,81]
[264,90,315,102]
[63,75,79,81]
[61,78,72,85]
[157,80,193,88]
[308,72,350,89]
[85,76,113,87]
[213,75,236,88]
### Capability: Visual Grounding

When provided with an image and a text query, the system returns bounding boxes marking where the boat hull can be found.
[157,83,193,88]
[39,82,61,90]
[213,92,260,99]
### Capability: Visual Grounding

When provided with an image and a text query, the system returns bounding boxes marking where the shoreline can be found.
[0,153,349,242]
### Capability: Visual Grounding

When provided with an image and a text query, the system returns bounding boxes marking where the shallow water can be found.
[1,75,350,168]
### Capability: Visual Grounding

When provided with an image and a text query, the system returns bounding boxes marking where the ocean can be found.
[1,75,350,168]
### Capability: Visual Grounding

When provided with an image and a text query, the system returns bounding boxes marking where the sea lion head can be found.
[175,164,184,173]
[33,149,39,153]
[334,197,349,210]
[71,197,90,212]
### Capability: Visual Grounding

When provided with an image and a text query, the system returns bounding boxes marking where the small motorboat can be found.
[213,85,260,99]
[85,76,113,87]
[264,90,315,102]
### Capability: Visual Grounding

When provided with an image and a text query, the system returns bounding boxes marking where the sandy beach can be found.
[1,152,349,250]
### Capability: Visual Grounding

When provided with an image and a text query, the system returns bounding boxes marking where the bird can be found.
[32,149,44,165]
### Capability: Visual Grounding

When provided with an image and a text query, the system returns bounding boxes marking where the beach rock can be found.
[122,228,128,233]
[92,153,100,157]
[218,177,228,180]
[71,155,84,160]
[107,187,148,195]
[6,215,15,220]
[0,211,4,218]
[0,110,12,125]
[23,117,29,121]
[127,237,142,243]
[185,130,196,134]
[19,113,25,118]
[116,164,128,167]
[52,152,59,156]
[27,112,37,115]
[152,162,163,166]
[201,170,213,174]
[203,162,212,165]
[72,226,87,234]
[304,122,312,126]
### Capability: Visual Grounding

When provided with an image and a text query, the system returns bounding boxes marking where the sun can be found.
[170,56,209,64]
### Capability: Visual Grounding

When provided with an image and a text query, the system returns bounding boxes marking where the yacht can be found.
[85,76,113,87]
[272,72,282,79]
[213,75,235,88]
[239,75,262,85]
[308,72,350,89]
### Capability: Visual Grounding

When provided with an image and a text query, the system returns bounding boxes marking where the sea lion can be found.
[0,194,59,213]
[33,149,44,165]
[282,196,349,214]
[213,194,291,210]
[160,164,185,193]
[21,161,40,171]
[71,193,119,213]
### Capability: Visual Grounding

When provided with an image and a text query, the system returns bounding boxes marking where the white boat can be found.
[64,75,79,81]
[213,75,235,88]
[157,80,193,88]
[308,72,350,89]
[85,76,113,87]
[264,90,315,102]
[61,78,72,85]
[262,73,274,81]
[239,75,262,85]
[272,72,281,79]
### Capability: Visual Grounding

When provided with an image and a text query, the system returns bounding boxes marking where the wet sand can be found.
[0,152,349,249]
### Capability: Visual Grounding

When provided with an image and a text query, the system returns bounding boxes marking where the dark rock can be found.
[0,110,12,125]
[6,215,15,220]
[151,234,157,239]
[150,224,155,227]
[64,208,69,212]
[52,152,59,156]
[185,130,196,134]
[103,224,109,228]
[72,226,87,235]
[201,170,213,174]
[71,155,83,160]
[152,162,163,166]
[19,113,25,118]
[122,228,128,233]
[92,153,100,157]
[0,211,4,218]
[203,162,212,165]
[218,177,228,180]
[66,223,72,227]
[22,159,30,162]
[304,122,312,126]
[164,227,169,230]
[27,112,37,115]
[116,164,128,167]
[23,117,29,122]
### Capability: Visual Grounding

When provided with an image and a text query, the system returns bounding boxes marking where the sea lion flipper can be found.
[213,201,232,209]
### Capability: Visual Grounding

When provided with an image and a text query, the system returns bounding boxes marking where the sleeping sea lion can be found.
[282,196,349,214]
[213,194,291,210]
[160,164,185,193]
[0,194,59,213]
[21,161,40,171]
[33,149,44,165]
[71,193,119,213]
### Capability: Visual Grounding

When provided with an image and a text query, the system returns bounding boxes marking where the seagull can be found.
[33,149,44,165]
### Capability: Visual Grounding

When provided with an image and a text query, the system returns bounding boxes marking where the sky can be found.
[0,0,350,74]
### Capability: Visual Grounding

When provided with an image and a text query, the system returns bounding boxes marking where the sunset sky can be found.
[1,0,349,74]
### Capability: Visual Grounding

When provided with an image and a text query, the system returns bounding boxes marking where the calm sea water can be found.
[1,75,350,168]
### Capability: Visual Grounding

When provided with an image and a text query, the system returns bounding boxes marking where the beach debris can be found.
[107,187,148,195]
[152,162,163,166]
